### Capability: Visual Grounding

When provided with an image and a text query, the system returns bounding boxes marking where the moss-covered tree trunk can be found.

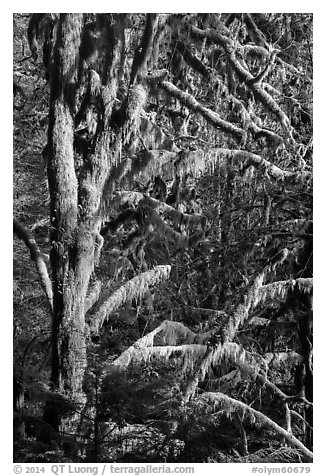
[42,13,155,432]
[44,13,126,432]
[45,14,93,430]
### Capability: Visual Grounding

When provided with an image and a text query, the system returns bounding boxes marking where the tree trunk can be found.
[45,13,89,431]
[44,14,124,433]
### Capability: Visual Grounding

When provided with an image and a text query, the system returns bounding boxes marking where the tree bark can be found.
[45,13,88,431]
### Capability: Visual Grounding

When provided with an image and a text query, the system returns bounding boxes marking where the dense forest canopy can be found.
[13,13,313,463]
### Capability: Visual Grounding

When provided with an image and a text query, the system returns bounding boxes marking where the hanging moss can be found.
[198,392,313,460]
[88,265,171,332]
[258,278,313,306]
[159,80,245,144]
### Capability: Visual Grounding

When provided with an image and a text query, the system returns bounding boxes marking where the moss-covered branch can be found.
[159,80,245,143]
[175,40,211,79]
[199,392,313,460]
[103,14,127,88]
[87,265,171,333]
[85,280,102,314]
[258,278,313,306]
[175,148,311,182]
[242,13,267,48]
[189,25,295,139]
[13,218,53,311]
[130,14,159,84]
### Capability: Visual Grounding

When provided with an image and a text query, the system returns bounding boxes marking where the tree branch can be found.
[175,148,311,182]
[87,265,171,334]
[159,80,245,143]
[175,40,211,79]
[242,13,268,48]
[114,192,205,229]
[130,14,159,84]
[13,218,53,311]
[85,280,102,314]
[189,26,295,140]
[199,392,313,460]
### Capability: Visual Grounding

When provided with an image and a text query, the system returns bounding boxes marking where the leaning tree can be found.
[14,13,312,461]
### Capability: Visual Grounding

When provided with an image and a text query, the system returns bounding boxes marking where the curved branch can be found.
[199,392,313,460]
[87,265,171,334]
[103,320,214,373]
[175,148,311,182]
[13,218,53,311]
